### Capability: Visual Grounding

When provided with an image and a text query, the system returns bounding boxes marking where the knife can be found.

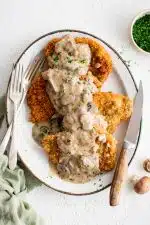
[109,81,143,206]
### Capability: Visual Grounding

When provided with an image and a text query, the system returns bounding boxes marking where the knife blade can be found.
[110,81,143,206]
[124,80,143,147]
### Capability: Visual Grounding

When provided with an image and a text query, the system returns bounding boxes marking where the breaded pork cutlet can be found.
[27,75,55,123]
[27,36,112,122]
[27,76,132,133]
[44,37,112,87]
[41,132,117,172]
[93,92,133,133]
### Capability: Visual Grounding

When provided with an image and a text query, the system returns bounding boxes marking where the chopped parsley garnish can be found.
[132,14,150,52]
[53,55,59,63]
[80,59,87,64]
[67,57,73,63]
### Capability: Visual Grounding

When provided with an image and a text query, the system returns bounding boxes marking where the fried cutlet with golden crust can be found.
[97,132,117,172]
[41,132,117,172]
[93,92,133,134]
[27,75,55,123]
[44,37,112,87]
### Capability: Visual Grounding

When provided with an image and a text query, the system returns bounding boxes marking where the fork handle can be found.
[8,104,18,170]
[109,148,128,206]
[0,91,26,155]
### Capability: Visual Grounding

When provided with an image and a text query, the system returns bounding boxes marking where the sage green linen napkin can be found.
[0,95,42,192]
[0,96,44,224]
[0,154,44,225]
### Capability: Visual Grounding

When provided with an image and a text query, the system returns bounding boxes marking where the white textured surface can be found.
[0,0,150,224]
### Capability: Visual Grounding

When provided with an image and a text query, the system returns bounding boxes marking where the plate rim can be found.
[6,29,142,196]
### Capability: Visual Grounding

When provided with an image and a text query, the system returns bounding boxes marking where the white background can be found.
[0,0,150,224]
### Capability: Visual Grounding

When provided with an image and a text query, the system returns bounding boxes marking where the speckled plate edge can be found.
[6,29,142,196]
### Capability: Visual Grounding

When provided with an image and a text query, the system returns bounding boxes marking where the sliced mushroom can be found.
[143,159,150,172]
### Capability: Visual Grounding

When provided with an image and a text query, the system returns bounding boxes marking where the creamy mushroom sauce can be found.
[48,35,91,75]
[42,35,108,183]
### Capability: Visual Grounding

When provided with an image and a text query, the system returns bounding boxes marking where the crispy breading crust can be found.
[44,36,112,87]
[97,132,117,172]
[44,38,60,57]
[42,135,59,165]
[27,75,55,123]
[93,92,133,133]
[41,132,117,172]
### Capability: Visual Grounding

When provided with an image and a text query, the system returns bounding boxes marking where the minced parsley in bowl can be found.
[131,13,150,53]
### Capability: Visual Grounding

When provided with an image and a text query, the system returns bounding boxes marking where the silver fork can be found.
[0,55,45,164]
[9,56,45,170]
[8,63,24,169]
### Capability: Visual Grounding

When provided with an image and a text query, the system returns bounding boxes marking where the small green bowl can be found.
[131,9,150,54]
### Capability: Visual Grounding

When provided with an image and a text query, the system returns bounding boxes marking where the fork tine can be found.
[15,63,20,93]
[10,64,17,96]
[24,50,43,75]
[20,65,24,92]
[17,64,22,93]
[28,57,46,82]
[24,55,44,80]
[16,64,21,92]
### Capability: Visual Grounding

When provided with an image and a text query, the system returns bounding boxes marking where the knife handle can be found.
[109,148,128,206]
